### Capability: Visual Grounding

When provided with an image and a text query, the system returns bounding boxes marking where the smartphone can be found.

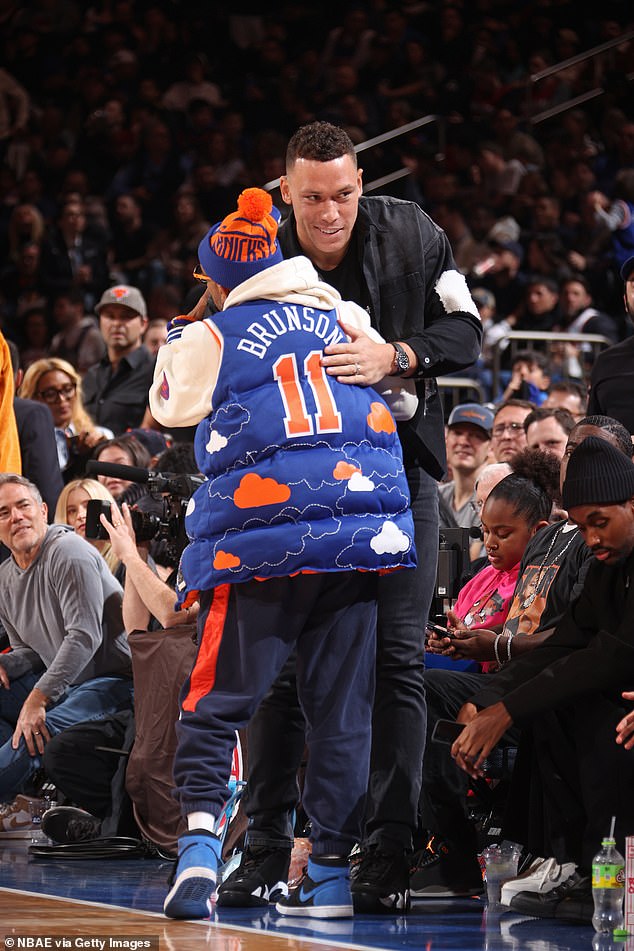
[85,499,112,540]
[431,719,465,744]
[426,621,453,638]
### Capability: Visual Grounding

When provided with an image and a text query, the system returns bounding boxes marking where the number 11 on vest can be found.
[273,350,343,437]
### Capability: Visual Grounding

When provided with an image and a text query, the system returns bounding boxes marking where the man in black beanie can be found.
[448,435,634,923]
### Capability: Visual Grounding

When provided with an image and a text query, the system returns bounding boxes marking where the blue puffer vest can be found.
[180,297,416,593]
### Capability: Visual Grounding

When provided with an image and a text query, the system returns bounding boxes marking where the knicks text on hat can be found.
[211,226,274,263]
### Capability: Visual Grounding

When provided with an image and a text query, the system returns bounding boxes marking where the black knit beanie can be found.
[562,435,634,510]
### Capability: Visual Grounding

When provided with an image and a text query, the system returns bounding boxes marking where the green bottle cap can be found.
[613,928,629,938]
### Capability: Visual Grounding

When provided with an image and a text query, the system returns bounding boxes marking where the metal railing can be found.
[526,29,634,123]
[437,377,487,418]
[490,330,612,398]
[263,114,445,198]
[264,31,634,200]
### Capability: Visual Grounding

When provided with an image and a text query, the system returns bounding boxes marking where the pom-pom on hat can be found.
[197,188,283,290]
[562,435,634,511]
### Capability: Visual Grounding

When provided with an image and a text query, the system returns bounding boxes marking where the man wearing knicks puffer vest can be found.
[150,187,417,921]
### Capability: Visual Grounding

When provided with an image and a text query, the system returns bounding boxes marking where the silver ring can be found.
[34,731,41,735]
[355,363,361,375]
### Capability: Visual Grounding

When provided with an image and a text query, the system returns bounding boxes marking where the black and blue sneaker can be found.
[164,830,222,919]
[276,855,353,918]
[217,845,291,907]
[350,843,411,913]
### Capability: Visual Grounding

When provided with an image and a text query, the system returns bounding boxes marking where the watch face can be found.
[396,349,410,372]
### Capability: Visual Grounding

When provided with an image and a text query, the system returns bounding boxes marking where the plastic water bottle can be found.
[592,822,625,935]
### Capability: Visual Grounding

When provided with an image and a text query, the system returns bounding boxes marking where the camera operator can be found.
[40,450,202,850]
[102,497,198,631]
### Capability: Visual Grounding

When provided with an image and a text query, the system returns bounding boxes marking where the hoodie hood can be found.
[224,256,342,314]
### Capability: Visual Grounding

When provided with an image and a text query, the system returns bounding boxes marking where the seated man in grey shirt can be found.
[0,473,133,801]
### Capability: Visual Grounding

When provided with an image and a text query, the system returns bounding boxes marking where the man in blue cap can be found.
[587,254,634,433]
[439,403,493,543]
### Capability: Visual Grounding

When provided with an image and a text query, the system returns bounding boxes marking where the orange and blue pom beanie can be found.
[197,187,283,290]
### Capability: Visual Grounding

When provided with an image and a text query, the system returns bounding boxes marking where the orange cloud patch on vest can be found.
[367,402,396,434]
[214,550,241,570]
[333,461,361,480]
[233,472,291,508]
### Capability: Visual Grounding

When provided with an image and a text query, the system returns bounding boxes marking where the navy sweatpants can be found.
[173,570,377,856]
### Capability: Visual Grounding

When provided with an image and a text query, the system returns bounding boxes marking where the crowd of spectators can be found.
[0,1,633,374]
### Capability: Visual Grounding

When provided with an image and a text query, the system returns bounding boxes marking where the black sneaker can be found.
[349,844,410,913]
[410,837,484,898]
[216,845,291,907]
[508,871,592,923]
[41,806,101,844]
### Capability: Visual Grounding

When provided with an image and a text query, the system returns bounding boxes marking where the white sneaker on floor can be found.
[0,794,47,838]
[500,857,577,905]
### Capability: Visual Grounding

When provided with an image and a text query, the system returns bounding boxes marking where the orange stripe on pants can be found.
[182,584,230,712]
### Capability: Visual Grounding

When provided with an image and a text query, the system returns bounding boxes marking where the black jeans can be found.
[244,462,438,854]
[505,693,634,871]
[42,711,138,836]
[418,668,521,855]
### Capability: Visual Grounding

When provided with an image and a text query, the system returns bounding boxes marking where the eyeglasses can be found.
[37,383,76,404]
[192,267,211,285]
[492,422,525,437]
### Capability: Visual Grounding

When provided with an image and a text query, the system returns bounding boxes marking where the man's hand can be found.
[75,430,107,452]
[13,687,49,755]
[321,320,395,386]
[100,501,141,565]
[0,663,9,690]
[616,691,634,750]
[188,287,212,321]
[450,701,512,778]
[457,702,478,725]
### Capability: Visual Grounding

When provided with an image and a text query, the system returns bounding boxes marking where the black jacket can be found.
[82,345,156,435]
[470,548,634,721]
[587,335,634,435]
[13,397,63,517]
[279,195,482,479]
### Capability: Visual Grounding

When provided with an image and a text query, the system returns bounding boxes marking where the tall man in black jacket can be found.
[587,253,634,433]
[452,436,634,922]
[217,121,482,913]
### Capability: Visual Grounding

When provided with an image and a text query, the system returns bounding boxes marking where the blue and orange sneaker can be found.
[276,855,352,918]
[164,830,222,919]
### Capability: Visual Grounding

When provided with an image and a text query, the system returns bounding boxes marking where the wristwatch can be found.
[390,342,410,376]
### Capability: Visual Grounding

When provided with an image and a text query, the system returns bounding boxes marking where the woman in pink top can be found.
[428,449,560,671]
